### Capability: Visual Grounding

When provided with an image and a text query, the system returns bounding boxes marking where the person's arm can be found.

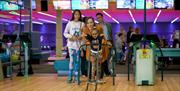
[63,22,77,41]
[106,23,113,44]
[85,34,93,41]
[63,22,72,38]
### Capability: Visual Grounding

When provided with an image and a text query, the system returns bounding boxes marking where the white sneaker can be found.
[97,80,106,84]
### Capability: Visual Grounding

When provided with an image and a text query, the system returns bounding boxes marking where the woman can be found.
[63,9,84,83]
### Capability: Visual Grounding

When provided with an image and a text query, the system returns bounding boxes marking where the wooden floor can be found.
[0,74,180,91]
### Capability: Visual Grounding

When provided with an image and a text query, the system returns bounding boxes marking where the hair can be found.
[118,33,123,37]
[82,17,88,23]
[96,13,103,17]
[71,9,82,21]
[86,17,96,26]
[135,27,140,34]
[91,28,99,35]
[128,26,133,31]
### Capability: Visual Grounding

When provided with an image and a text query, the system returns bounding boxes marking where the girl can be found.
[63,10,84,83]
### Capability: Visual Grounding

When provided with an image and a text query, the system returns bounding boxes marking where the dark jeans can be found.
[81,50,88,76]
[100,60,110,79]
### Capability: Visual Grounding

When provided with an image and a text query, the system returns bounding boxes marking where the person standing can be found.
[63,10,84,83]
[172,30,180,48]
[96,13,112,77]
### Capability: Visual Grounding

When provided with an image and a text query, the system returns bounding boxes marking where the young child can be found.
[85,29,111,83]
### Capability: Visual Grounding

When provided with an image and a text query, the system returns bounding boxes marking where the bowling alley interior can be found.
[0,0,180,91]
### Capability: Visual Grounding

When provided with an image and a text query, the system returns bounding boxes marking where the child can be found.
[85,29,111,83]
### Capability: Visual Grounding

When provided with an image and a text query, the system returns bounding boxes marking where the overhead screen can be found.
[32,0,36,9]
[0,1,19,11]
[154,0,174,9]
[116,0,135,9]
[136,0,154,9]
[0,0,36,11]
[89,0,108,9]
[53,0,71,10]
[71,0,108,10]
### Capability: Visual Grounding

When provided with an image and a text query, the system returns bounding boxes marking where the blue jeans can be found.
[68,48,80,81]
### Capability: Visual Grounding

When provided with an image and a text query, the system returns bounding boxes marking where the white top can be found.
[63,21,84,50]
[173,30,180,40]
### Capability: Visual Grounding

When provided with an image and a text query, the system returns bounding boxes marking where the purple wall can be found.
[25,22,180,47]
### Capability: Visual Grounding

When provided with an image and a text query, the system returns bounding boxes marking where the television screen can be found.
[154,0,174,9]
[136,0,154,9]
[89,0,108,9]
[53,0,71,10]
[32,0,36,9]
[116,0,135,9]
[0,1,19,11]
[72,0,89,10]
[0,0,36,10]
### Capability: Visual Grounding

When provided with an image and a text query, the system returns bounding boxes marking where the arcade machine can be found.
[0,35,17,80]
[0,34,31,80]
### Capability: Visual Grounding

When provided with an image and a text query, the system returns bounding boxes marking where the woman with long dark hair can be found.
[64,9,84,83]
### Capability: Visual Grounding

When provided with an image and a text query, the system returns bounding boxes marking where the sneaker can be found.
[67,78,72,83]
[89,80,96,85]
[97,80,106,84]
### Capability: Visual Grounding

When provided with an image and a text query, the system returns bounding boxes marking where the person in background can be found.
[131,27,140,36]
[96,12,112,77]
[172,30,180,48]
[126,26,134,73]
[160,35,168,48]
[63,9,84,83]
[115,33,125,64]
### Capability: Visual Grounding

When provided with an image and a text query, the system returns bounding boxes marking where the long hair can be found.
[71,9,82,21]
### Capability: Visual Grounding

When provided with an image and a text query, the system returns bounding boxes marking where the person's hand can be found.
[86,42,90,45]
[69,36,78,41]
[107,42,112,47]
[81,32,87,37]
[100,34,105,37]
[77,36,82,40]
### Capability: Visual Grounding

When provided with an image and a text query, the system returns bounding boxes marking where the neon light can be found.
[38,19,56,24]
[171,17,179,23]
[32,21,43,25]
[95,20,98,23]
[62,18,69,22]
[9,11,30,16]
[37,12,68,21]
[37,12,56,18]
[128,10,136,24]
[103,11,112,18]
[154,10,161,23]
[112,17,119,24]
